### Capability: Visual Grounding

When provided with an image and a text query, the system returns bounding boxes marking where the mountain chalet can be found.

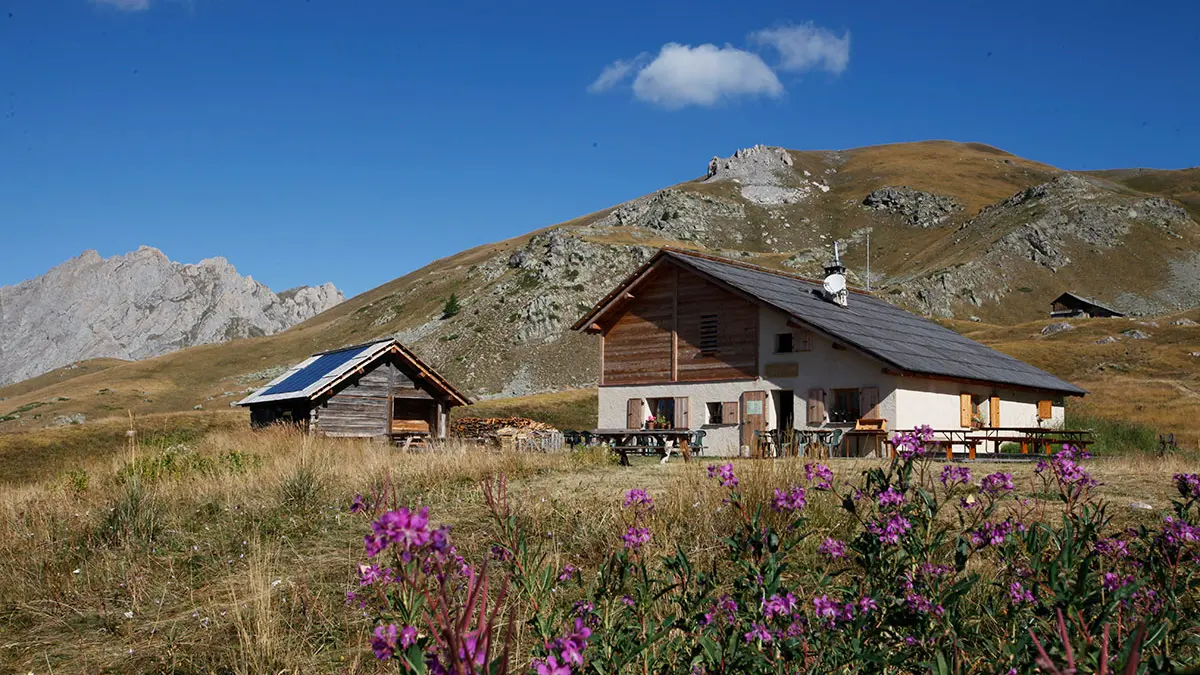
[573,248,1086,457]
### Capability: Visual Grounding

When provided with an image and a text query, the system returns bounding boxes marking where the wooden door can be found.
[626,398,642,429]
[740,390,767,450]
[673,397,690,429]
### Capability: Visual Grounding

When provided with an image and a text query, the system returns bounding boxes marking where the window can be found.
[774,332,794,353]
[699,314,719,356]
[645,397,677,428]
[706,402,723,424]
[829,389,861,424]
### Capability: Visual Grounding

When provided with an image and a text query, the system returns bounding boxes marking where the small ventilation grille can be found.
[699,314,719,356]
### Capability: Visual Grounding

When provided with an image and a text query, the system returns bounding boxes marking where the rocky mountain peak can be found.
[0,249,345,385]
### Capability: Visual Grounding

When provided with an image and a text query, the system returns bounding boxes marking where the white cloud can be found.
[751,23,851,75]
[628,43,783,109]
[587,54,649,93]
[93,0,151,10]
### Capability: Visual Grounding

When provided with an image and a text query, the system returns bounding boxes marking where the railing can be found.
[883,427,1095,461]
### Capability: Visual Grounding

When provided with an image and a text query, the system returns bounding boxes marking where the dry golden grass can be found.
[0,422,1192,673]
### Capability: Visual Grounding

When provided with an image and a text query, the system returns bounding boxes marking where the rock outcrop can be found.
[0,247,343,384]
[862,186,961,227]
[704,144,829,206]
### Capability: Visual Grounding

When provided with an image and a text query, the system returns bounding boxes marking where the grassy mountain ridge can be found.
[2,141,1198,445]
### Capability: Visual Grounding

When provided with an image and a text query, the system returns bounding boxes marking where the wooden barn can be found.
[1050,292,1124,319]
[236,338,470,441]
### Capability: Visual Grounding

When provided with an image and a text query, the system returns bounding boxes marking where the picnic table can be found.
[589,428,694,466]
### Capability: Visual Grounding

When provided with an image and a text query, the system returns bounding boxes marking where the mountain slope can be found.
[1,140,1197,436]
[0,246,345,385]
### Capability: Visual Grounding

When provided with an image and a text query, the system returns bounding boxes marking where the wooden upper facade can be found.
[599,264,759,386]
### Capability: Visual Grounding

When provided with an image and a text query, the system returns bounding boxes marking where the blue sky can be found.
[2,0,1197,297]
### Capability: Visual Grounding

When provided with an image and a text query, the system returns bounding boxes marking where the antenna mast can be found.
[866,230,871,292]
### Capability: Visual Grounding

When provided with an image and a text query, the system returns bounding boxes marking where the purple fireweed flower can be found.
[1095,537,1131,559]
[959,495,979,510]
[877,487,905,508]
[905,593,943,615]
[1162,516,1199,548]
[623,488,654,510]
[457,629,487,668]
[573,601,594,617]
[621,595,636,607]
[622,526,651,551]
[364,533,386,558]
[1009,582,1034,605]
[1103,573,1135,593]
[350,494,367,514]
[980,472,1015,495]
[915,425,935,442]
[371,507,431,551]
[858,596,878,614]
[919,563,954,578]
[763,592,798,619]
[534,655,571,675]
[558,564,577,582]
[772,486,808,512]
[745,623,773,643]
[703,594,737,625]
[1175,473,1200,499]
[489,544,512,562]
[372,624,398,660]
[970,519,1024,547]
[891,427,932,459]
[707,463,739,488]
[400,625,418,649]
[551,618,592,666]
[804,463,834,490]
[818,537,846,560]
[868,513,913,545]
[430,525,451,553]
[940,465,972,487]
[358,564,384,586]
[813,595,839,620]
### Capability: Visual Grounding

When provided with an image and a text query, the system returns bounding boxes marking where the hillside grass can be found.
[452,388,599,430]
[0,425,1192,673]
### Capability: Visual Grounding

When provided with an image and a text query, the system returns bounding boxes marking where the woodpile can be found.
[451,417,558,439]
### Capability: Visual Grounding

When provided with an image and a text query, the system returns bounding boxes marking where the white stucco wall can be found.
[893,378,1066,452]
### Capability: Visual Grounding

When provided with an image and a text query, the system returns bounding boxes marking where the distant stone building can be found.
[1050,292,1124,319]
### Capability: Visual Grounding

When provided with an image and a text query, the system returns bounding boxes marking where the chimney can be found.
[823,242,849,307]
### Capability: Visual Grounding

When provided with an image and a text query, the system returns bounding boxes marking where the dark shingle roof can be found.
[662,250,1085,395]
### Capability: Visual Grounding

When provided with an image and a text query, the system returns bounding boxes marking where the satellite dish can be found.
[824,273,846,295]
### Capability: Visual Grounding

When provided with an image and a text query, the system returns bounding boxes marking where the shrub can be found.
[350,429,1200,673]
[442,294,462,319]
[1066,410,1159,455]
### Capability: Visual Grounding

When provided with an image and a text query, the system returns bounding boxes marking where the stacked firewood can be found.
[451,417,558,439]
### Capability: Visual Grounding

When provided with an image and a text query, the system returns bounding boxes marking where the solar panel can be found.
[261,346,367,397]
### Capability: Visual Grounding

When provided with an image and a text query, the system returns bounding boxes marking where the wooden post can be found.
[945,443,952,461]
[969,442,977,460]
[679,436,691,463]
[1021,441,1029,454]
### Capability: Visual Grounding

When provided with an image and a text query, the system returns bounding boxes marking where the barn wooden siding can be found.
[601,264,759,386]
[315,360,439,438]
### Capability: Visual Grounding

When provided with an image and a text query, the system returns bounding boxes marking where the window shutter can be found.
[722,402,740,425]
[959,393,972,427]
[807,388,825,425]
[797,329,813,352]
[860,386,879,419]
[989,396,1001,427]
[1037,399,1052,420]
[674,397,689,429]
[626,398,641,429]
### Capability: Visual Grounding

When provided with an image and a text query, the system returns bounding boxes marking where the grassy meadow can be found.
[0,422,1195,673]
